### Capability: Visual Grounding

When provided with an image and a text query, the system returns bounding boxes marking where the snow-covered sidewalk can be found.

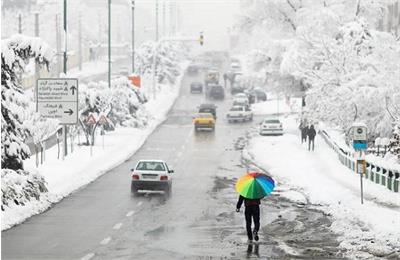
[1,68,186,231]
[244,111,400,257]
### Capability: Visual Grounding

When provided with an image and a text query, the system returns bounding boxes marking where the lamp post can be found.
[108,0,111,88]
[131,0,135,74]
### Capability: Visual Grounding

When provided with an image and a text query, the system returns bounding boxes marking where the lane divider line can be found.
[126,211,135,217]
[137,201,143,206]
[100,237,111,245]
[81,253,95,260]
[113,223,123,230]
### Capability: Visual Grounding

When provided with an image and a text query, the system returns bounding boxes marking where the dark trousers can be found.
[245,205,260,240]
[308,138,315,151]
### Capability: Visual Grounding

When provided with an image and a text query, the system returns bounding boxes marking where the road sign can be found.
[37,78,78,124]
[86,114,97,125]
[98,115,108,125]
[128,75,141,88]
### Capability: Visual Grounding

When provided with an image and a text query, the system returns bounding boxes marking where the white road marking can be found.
[100,237,111,245]
[137,201,143,206]
[81,253,95,260]
[113,223,123,230]
[126,210,135,217]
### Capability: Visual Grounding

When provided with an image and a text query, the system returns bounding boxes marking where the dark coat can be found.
[301,126,308,137]
[307,127,316,139]
[236,195,260,209]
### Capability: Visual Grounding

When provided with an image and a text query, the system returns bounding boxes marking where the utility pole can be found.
[108,0,111,88]
[162,0,166,36]
[34,12,40,101]
[131,0,135,74]
[63,0,68,158]
[155,0,159,41]
[78,13,82,70]
[56,14,61,76]
[18,13,22,34]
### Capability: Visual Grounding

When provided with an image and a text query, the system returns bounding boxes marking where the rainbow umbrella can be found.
[236,172,275,199]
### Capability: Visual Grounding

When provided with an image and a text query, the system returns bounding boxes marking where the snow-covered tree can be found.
[1,34,52,170]
[1,35,52,211]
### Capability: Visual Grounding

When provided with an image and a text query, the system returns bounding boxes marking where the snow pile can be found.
[245,116,400,258]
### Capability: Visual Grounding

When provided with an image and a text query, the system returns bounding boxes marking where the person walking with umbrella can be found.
[235,172,275,243]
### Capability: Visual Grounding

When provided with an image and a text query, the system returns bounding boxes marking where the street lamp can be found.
[131,0,135,74]
[108,0,111,89]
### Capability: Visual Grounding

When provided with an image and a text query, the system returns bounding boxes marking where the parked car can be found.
[198,103,217,119]
[208,85,225,100]
[190,82,203,93]
[193,112,215,132]
[131,160,173,196]
[226,105,253,123]
[259,119,283,136]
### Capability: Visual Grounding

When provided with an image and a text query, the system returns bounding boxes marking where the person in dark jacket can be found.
[307,125,316,151]
[299,122,308,143]
[236,195,261,242]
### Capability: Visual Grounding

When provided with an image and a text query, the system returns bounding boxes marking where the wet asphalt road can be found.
[2,70,345,259]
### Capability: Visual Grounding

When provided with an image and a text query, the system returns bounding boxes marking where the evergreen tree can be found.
[1,35,51,170]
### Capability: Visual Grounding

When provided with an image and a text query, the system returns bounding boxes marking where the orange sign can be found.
[86,114,96,125]
[128,75,141,88]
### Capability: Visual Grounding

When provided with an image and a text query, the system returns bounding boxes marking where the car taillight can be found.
[132,174,139,180]
[160,176,168,181]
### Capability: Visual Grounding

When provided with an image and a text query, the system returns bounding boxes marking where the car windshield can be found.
[136,161,165,171]
[264,119,280,124]
[230,107,243,111]
[196,113,213,118]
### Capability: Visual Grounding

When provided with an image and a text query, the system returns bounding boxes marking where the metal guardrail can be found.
[320,130,399,193]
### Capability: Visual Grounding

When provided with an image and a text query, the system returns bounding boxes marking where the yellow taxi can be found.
[194,113,215,132]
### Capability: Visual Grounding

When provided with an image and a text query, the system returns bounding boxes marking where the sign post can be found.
[86,114,97,156]
[351,123,368,204]
[98,115,108,150]
[37,78,78,159]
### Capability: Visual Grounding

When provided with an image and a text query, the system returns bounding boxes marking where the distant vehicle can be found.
[232,99,249,107]
[190,82,203,93]
[204,70,220,85]
[227,105,253,123]
[231,80,246,94]
[208,85,225,100]
[193,112,215,132]
[198,103,217,119]
[230,62,241,71]
[131,160,174,196]
[234,93,249,102]
[259,119,283,136]
[252,88,267,102]
[187,65,200,76]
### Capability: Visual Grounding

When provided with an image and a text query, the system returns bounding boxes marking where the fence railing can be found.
[320,130,399,193]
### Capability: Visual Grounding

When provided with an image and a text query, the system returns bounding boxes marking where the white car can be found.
[227,105,253,122]
[259,119,283,135]
[232,98,249,107]
[130,160,173,196]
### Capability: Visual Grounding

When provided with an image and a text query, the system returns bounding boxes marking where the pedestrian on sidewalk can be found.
[307,124,316,151]
[299,121,308,144]
[236,195,260,242]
